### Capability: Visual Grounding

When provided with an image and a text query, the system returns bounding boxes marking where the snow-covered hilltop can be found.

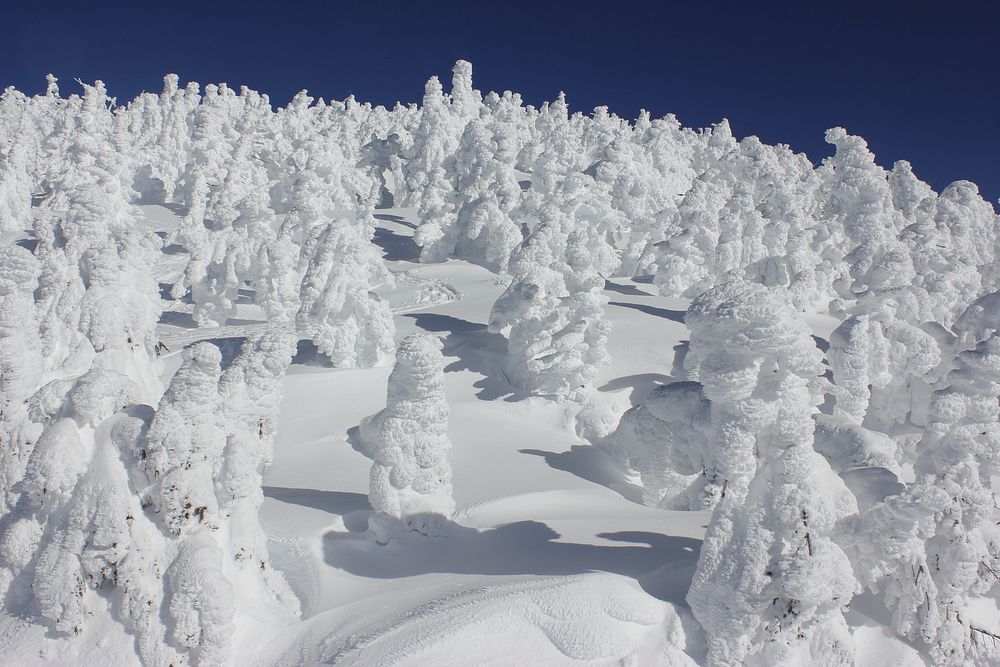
[0,61,997,666]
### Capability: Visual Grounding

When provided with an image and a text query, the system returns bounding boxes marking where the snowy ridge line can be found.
[321,574,674,665]
[322,583,505,664]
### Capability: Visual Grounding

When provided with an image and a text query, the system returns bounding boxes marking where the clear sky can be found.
[4,0,998,203]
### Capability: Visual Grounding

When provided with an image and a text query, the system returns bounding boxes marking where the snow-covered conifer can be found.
[684,281,858,665]
[167,529,235,666]
[489,213,610,398]
[140,343,225,536]
[295,222,394,367]
[603,381,710,508]
[361,334,455,543]
[447,117,523,271]
[217,332,298,575]
[449,60,482,124]
[888,335,1000,664]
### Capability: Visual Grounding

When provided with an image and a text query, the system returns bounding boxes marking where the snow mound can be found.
[328,574,695,666]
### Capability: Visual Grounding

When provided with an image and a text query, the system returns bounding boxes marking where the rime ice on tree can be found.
[360,334,455,543]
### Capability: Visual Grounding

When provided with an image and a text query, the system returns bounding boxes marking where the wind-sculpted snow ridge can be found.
[322,574,696,666]
[0,58,998,666]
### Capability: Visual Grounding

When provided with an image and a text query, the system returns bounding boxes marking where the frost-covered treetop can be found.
[686,280,821,377]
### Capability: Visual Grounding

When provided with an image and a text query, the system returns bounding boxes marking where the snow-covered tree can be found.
[217,332,298,570]
[361,334,455,543]
[819,127,900,310]
[408,75,459,260]
[684,281,858,665]
[887,335,1000,664]
[489,212,610,398]
[447,117,523,271]
[0,246,43,511]
[140,342,226,536]
[602,381,710,508]
[295,222,395,367]
[167,529,235,666]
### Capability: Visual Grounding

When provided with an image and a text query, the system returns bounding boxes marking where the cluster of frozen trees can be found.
[2,60,999,666]
[0,80,302,666]
[606,277,1000,664]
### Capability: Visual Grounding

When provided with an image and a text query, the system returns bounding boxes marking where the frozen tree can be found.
[295,222,395,367]
[838,482,946,650]
[449,59,482,125]
[602,381,710,508]
[826,247,941,431]
[0,367,185,665]
[190,135,276,327]
[28,418,142,635]
[140,343,226,536]
[587,123,674,276]
[684,281,858,665]
[818,127,900,311]
[653,123,736,298]
[145,73,196,202]
[166,529,235,666]
[257,219,301,322]
[0,246,43,511]
[489,213,610,398]
[889,160,935,224]
[403,60,481,256]
[177,82,236,207]
[954,290,1000,350]
[900,181,996,328]
[0,139,32,233]
[361,334,455,544]
[407,75,459,259]
[821,136,944,431]
[217,332,299,578]
[447,117,523,271]
[886,335,1000,664]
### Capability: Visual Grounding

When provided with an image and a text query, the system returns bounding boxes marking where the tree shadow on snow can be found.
[373,212,416,229]
[603,279,654,297]
[236,288,256,305]
[158,311,198,329]
[206,337,248,368]
[15,238,38,253]
[290,339,336,369]
[608,301,686,323]
[405,312,522,401]
[158,282,194,304]
[323,519,700,593]
[159,202,188,215]
[372,226,421,262]
[161,243,187,255]
[597,372,673,406]
[264,486,371,515]
[344,424,369,457]
[264,485,372,533]
[520,446,646,505]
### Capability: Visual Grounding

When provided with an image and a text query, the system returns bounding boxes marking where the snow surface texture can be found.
[0,61,997,666]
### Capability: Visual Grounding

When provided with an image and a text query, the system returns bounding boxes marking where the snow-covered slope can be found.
[0,62,998,666]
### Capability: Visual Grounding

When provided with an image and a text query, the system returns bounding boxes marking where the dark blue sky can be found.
[4,1,999,203]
